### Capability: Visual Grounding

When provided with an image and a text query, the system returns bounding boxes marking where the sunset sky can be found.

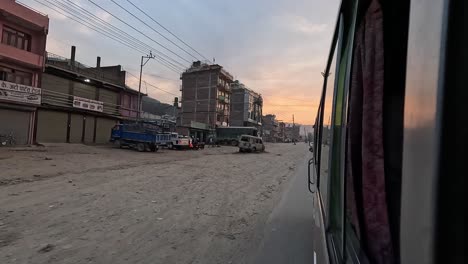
[21,0,340,124]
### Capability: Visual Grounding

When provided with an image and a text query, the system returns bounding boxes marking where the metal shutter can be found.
[69,114,83,143]
[84,115,95,143]
[36,110,68,143]
[0,108,31,145]
[95,117,116,143]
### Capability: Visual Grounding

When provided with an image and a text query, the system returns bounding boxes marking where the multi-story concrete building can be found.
[285,124,301,142]
[262,114,279,142]
[230,80,262,129]
[278,122,286,142]
[179,61,234,141]
[36,46,142,144]
[0,0,48,144]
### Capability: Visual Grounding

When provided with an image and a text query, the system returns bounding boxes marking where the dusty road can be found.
[0,143,307,264]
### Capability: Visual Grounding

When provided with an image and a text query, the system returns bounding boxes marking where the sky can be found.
[21,0,340,124]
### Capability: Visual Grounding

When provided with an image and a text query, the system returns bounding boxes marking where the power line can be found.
[21,0,180,104]
[126,71,179,96]
[29,0,148,55]
[110,0,199,61]
[28,0,184,74]
[146,82,179,97]
[62,0,185,70]
[87,0,192,65]
[146,73,179,82]
[56,0,186,72]
[123,0,209,61]
[49,0,150,51]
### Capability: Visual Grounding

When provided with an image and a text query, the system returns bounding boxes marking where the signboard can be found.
[0,80,41,105]
[73,96,103,112]
[190,121,209,130]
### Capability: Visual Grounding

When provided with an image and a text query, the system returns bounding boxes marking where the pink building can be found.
[0,0,49,144]
[120,87,139,119]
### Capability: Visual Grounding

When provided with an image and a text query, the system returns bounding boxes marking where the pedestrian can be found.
[209,137,214,147]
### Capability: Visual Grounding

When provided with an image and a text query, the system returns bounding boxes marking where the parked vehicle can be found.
[238,135,265,153]
[167,135,191,150]
[155,132,178,147]
[110,124,159,152]
[216,126,258,146]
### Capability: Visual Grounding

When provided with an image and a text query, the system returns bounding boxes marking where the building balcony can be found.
[220,68,233,81]
[217,95,230,104]
[1,1,49,31]
[254,97,263,105]
[217,82,231,92]
[0,43,44,68]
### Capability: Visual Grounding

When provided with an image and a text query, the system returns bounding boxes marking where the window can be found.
[0,66,32,86]
[318,42,338,217]
[314,2,361,261]
[2,26,31,51]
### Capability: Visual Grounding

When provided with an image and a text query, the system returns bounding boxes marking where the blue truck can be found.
[110,123,163,152]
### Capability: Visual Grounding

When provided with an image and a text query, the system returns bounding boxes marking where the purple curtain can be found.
[347,0,394,263]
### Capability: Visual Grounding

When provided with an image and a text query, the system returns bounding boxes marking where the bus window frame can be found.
[313,7,341,219]
[313,10,344,264]
[312,0,371,263]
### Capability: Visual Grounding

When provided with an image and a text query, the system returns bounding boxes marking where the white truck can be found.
[167,135,191,150]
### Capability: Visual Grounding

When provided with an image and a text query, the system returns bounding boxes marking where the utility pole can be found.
[137,51,155,120]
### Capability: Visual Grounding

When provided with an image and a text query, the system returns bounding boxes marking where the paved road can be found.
[253,152,317,264]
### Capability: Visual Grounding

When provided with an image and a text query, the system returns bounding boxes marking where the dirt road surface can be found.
[0,143,307,264]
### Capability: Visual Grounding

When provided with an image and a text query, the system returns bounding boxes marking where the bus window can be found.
[325,0,359,260]
[319,44,337,220]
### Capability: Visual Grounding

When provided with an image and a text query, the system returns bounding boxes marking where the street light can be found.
[137,51,156,120]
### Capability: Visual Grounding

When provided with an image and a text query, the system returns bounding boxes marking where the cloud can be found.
[95,10,112,22]
[273,14,328,35]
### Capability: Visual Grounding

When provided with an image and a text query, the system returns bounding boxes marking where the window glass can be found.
[319,44,338,218]
[2,26,31,51]
[328,39,350,255]
[327,2,359,259]
[2,33,7,44]
[10,37,16,47]
[17,38,23,49]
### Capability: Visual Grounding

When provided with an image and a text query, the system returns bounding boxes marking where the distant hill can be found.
[142,96,177,116]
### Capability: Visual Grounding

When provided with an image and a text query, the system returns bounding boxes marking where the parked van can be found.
[238,135,265,153]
